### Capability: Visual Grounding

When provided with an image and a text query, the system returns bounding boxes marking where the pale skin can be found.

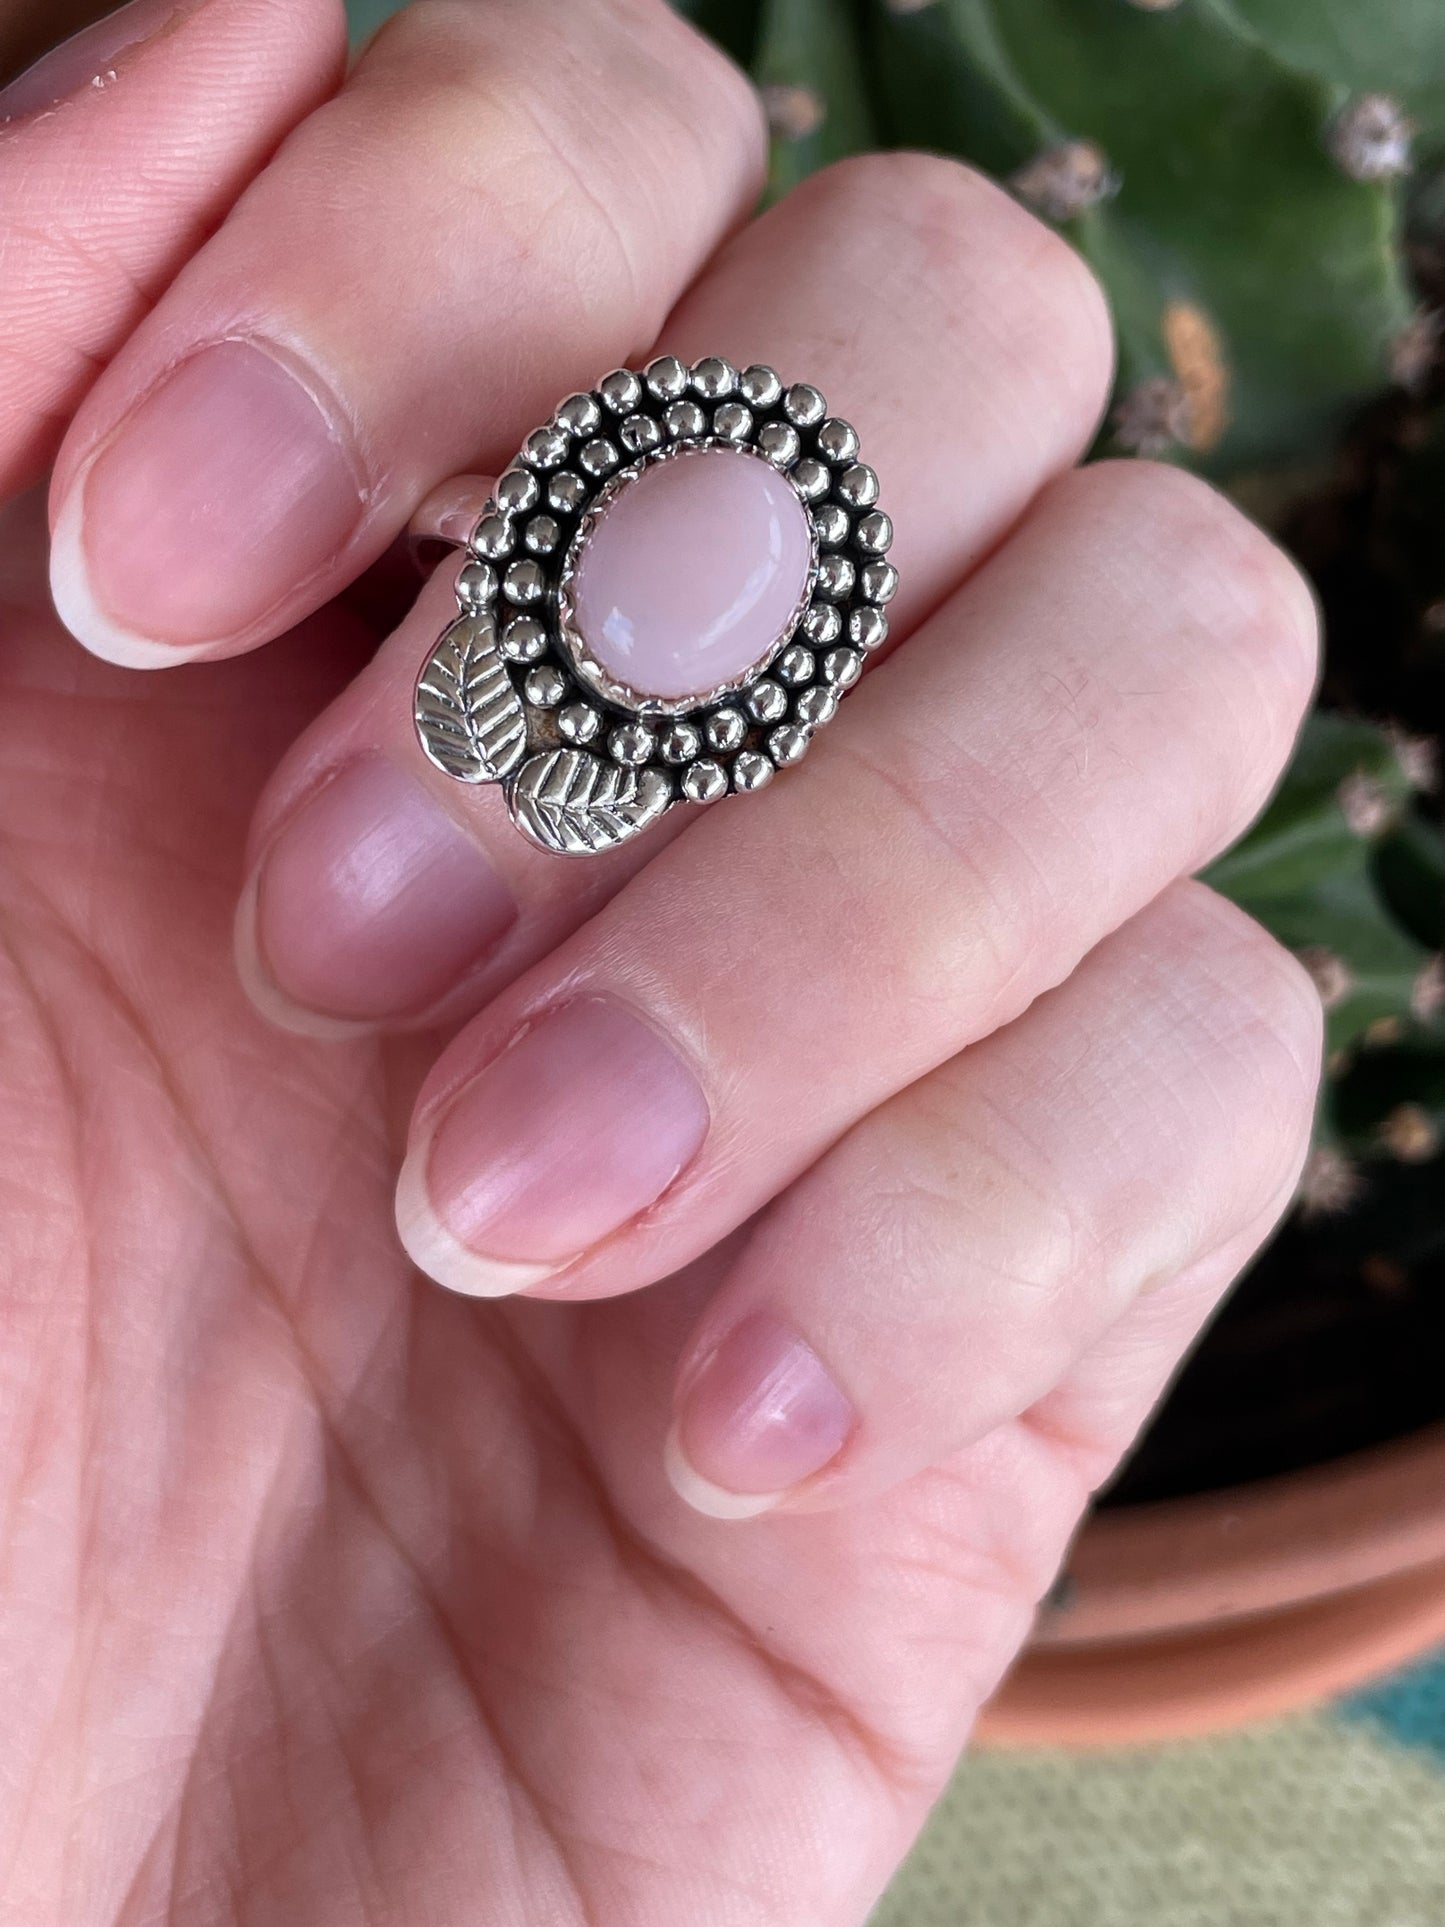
[0,1,1323,1922]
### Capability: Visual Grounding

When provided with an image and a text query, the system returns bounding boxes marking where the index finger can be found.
[46,0,765,667]
[0,0,344,500]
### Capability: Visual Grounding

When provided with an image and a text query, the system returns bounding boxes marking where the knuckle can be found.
[1177,883,1324,1152]
[1062,459,1319,768]
[1089,460,1317,696]
[804,152,1113,418]
[361,0,764,216]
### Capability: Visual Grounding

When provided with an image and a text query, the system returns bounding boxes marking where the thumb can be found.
[0,0,346,501]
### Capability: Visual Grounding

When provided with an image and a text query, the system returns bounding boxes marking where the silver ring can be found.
[411,356,897,857]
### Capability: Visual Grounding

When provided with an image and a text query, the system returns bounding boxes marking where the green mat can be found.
[876,1650,1445,1924]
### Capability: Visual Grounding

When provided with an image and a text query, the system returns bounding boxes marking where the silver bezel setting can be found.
[413,357,896,856]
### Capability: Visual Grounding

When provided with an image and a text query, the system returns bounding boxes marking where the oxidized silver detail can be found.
[412,360,896,854]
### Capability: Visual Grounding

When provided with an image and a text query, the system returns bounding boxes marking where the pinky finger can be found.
[665,881,1321,1518]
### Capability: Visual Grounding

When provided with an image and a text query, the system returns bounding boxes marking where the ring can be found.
[412,356,896,856]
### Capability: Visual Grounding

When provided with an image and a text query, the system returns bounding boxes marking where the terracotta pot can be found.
[978,1420,1445,1747]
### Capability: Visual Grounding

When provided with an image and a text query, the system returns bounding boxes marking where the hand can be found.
[0,2,1322,1921]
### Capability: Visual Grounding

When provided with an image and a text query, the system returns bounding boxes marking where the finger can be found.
[392,459,1317,1301]
[236,155,1112,1031]
[660,882,1320,1516]
[46,0,765,668]
[0,0,344,500]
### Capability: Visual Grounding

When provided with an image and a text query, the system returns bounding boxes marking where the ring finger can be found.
[237,153,1113,1031]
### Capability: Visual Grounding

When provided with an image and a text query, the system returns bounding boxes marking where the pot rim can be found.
[1035,1418,1445,1650]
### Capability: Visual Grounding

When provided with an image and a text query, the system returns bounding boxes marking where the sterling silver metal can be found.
[412,357,896,856]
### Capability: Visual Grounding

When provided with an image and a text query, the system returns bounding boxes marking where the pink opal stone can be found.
[567,446,812,702]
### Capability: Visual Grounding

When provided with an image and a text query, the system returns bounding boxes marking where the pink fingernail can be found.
[395,998,710,1298]
[241,758,517,1029]
[50,339,365,664]
[0,0,189,121]
[667,1314,855,1519]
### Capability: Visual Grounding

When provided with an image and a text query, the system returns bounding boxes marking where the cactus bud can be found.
[1112,377,1191,457]
[1364,1015,1405,1049]
[1009,140,1118,224]
[882,0,938,11]
[1388,729,1439,793]
[1297,946,1354,1011]
[1379,1103,1439,1163]
[761,84,824,142]
[1412,956,1445,1024]
[1298,1146,1363,1218]
[1337,768,1394,837]
[1327,95,1413,182]
[1389,310,1439,393]
[1362,1254,1409,1296]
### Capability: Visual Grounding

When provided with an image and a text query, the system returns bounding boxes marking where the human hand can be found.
[0,2,1322,1920]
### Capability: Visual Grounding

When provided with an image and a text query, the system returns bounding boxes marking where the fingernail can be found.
[395,998,710,1298]
[0,0,189,121]
[239,758,517,1030]
[50,339,365,665]
[667,1314,855,1519]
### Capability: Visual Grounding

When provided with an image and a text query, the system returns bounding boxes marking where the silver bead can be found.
[757,421,800,467]
[494,466,540,514]
[524,664,567,707]
[473,514,514,561]
[712,400,753,442]
[748,679,788,724]
[663,399,706,440]
[836,462,879,508]
[861,559,899,604]
[822,645,863,688]
[815,554,856,601]
[599,368,643,414]
[855,509,893,555]
[580,438,620,477]
[523,424,569,470]
[778,644,815,685]
[731,750,774,792]
[849,606,889,650]
[524,514,561,555]
[791,457,829,501]
[558,701,601,744]
[803,602,843,646]
[659,720,702,764]
[456,559,498,610]
[739,363,782,408]
[556,391,602,436]
[783,382,826,428]
[644,354,689,401]
[691,356,737,399]
[813,502,849,547]
[503,558,546,605]
[795,684,838,727]
[768,723,810,767]
[548,471,587,514]
[500,614,547,661]
[620,412,663,455]
[704,707,747,753]
[609,720,656,766]
[817,417,859,464]
[682,759,728,804]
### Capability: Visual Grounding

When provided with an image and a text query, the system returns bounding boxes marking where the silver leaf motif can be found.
[414,614,527,784]
[506,749,672,855]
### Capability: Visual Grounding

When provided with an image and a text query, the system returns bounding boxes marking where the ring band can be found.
[412,356,896,856]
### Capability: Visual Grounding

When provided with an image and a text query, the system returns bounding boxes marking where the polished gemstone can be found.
[567,446,811,702]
